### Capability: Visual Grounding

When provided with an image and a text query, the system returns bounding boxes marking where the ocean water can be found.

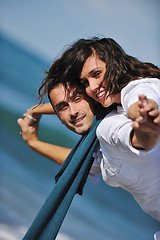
[0,33,159,240]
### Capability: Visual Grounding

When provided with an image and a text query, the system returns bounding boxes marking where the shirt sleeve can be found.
[121,78,160,113]
[97,111,158,156]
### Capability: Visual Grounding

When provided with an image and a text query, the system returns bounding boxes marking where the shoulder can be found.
[123,78,159,91]
[122,78,160,96]
[122,78,160,97]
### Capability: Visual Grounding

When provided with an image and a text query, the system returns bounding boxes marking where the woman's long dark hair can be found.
[37,51,86,104]
[62,37,160,95]
[37,37,160,103]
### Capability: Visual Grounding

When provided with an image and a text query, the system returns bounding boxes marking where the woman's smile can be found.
[96,90,107,100]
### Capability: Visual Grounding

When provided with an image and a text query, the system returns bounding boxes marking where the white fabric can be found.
[91,78,160,222]
[90,144,102,176]
[154,231,160,240]
[121,78,160,112]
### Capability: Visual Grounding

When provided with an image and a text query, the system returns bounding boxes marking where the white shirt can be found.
[121,78,160,111]
[91,78,160,221]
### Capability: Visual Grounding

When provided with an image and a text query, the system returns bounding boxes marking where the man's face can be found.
[49,84,95,135]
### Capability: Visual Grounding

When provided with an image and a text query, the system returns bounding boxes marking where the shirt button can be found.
[112,168,117,174]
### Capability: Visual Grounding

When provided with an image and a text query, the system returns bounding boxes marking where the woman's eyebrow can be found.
[87,67,101,76]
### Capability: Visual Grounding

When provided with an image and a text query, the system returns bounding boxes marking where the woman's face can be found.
[80,54,121,107]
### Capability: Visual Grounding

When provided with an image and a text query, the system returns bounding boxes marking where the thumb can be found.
[17,118,26,129]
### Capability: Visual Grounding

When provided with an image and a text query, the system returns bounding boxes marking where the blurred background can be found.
[0,0,160,240]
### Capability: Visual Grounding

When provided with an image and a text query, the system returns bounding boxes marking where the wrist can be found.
[27,108,41,122]
[132,128,159,150]
[26,137,39,148]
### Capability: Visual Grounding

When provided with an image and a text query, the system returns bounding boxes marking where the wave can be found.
[0,223,75,240]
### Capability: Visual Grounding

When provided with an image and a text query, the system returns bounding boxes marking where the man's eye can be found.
[74,96,82,102]
[58,105,68,112]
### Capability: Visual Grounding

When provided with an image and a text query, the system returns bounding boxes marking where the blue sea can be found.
[0,33,159,240]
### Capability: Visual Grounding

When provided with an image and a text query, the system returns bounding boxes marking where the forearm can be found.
[27,139,71,165]
[131,129,160,150]
[28,103,55,118]
[129,96,160,150]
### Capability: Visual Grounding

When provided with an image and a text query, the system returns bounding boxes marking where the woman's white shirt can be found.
[94,78,160,221]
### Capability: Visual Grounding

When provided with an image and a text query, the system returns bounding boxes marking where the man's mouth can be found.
[71,116,85,126]
[96,90,107,100]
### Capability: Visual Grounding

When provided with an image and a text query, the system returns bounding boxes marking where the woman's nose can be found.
[88,79,99,93]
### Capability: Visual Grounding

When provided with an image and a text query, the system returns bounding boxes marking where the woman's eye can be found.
[93,71,101,78]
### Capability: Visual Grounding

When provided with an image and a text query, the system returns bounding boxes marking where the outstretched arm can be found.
[27,103,55,121]
[128,95,160,150]
[17,115,71,165]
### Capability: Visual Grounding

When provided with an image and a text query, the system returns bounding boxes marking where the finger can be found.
[24,114,35,125]
[135,115,147,124]
[17,118,26,129]
[153,115,160,124]
[131,121,140,129]
[139,108,148,121]
[138,98,156,115]
[24,116,30,124]
[17,118,23,125]
[138,95,148,107]
[148,109,160,117]
[138,95,148,103]
[143,103,156,113]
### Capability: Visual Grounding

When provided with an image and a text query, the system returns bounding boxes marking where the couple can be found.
[18,37,160,237]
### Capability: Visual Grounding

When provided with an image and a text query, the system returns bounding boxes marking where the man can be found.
[17,83,96,166]
[18,81,160,240]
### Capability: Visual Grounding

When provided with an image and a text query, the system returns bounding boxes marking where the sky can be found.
[0,0,160,65]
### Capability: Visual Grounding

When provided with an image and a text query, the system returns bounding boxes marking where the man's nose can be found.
[69,104,78,117]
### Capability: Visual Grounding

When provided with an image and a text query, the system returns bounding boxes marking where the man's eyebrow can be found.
[71,89,83,98]
[55,101,67,109]
[54,89,83,110]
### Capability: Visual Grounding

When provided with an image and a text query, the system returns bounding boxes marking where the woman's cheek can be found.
[85,87,92,97]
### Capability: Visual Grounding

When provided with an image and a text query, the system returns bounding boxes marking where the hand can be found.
[131,95,160,134]
[17,114,39,145]
[27,103,55,121]
[26,108,42,126]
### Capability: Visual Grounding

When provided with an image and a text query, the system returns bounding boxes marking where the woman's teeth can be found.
[97,90,106,99]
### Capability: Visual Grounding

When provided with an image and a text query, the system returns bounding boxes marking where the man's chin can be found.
[76,127,90,135]
[67,124,89,135]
